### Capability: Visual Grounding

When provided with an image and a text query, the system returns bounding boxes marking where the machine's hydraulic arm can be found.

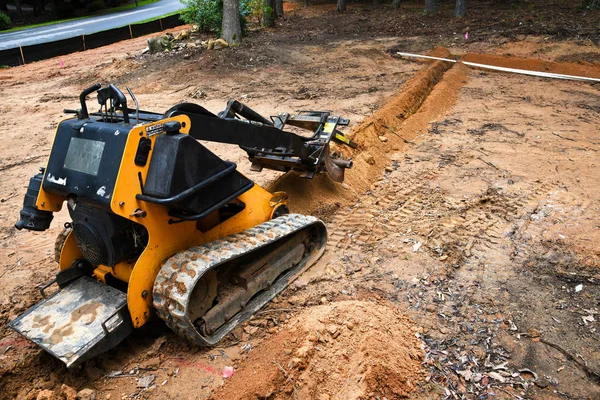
[165,100,355,182]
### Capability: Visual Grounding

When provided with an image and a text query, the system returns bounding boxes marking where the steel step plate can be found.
[8,276,133,367]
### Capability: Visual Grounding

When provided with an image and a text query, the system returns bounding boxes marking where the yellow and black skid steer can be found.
[10,83,354,367]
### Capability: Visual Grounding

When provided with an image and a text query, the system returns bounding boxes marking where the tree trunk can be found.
[33,0,43,16]
[337,0,346,11]
[304,0,308,6]
[275,0,283,18]
[392,0,401,9]
[15,0,22,16]
[221,0,242,46]
[454,0,466,17]
[423,0,437,16]
[263,0,275,27]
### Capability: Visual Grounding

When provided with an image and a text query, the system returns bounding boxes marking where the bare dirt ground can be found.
[1,1,600,399]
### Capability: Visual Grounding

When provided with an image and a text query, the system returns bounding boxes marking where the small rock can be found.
[288,357,306,370]
[385,166,393,172]
[140,356,160,370]
[528,328,541,338]
[327,325,339,338]
[378,135,388,142]
[208,38,229,50]
[341,182,350,190]
[320,297,328,305]
[244,326,259,334]
[365,155,376,165]
[60,384,77,400]
[136,375,155,389]
[268,327,278,334]
[76,388,96,400]
[284,348,293,355]
[535,377,550,388]
[36,390,57,400]
[439,255,448,261]
[425,304,436,313]
[147,36,171,54]
[175,30,190,41]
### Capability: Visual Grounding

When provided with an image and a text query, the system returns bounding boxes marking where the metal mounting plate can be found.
[8,276,133,367]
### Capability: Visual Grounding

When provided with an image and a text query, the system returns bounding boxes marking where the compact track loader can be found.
[10,84,354,367]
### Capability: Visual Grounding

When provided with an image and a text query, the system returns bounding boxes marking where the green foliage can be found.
[180,0,224,34]
[87,0,107,12]
[0,11,11,31]
[582,0,600,9]
[180,0,251,36]
[246,0,271,25]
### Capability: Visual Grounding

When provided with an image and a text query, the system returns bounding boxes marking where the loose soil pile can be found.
[213,300,424,399]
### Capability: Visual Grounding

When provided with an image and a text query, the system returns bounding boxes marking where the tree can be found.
[14,0,23,16]
[222,0,242,45]
[423,0,437,16]
[337,0,346,12]
[0,0,7,12]
[275,0,283,18]
[263,0,275,26]
[455,0,466,17]
[392,0,401,9]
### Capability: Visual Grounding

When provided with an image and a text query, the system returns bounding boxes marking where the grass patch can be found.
[1,0,160,33]
[131,10,180,25]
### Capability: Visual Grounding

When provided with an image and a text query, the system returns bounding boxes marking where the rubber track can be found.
[153,213,322,346]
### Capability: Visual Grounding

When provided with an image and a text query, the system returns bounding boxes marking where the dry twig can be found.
[539,338,600,384]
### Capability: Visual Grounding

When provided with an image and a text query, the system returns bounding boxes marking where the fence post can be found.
[159,18,163,31]
[82,35,86,51]
[19,46,25,65]
[128,24,133,39]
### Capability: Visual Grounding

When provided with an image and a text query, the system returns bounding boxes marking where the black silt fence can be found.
[161,14,183,29]
[85,26,132,50]
[0,47,23,67]
[21,36,85,63]
[132,20,163,38]
[1,14,185,67]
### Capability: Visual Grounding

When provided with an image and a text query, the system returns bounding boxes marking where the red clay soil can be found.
[461,53,600,78]
[211,300,424,399]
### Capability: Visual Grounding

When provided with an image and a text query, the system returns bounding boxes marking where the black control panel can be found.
[42,118,132,208]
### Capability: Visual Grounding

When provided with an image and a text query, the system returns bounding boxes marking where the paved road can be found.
[0,0,185,51]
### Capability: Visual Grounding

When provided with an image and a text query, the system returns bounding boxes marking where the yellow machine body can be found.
[36,115,288,328]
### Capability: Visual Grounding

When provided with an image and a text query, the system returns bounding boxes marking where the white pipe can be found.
[396,52,600,83]
[396,52,458,63]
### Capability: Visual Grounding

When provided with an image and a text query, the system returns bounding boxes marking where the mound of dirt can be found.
[212,300,424,399]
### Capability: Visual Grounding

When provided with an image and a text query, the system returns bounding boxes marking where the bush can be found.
[582,0,600,9]
[0,11,11,31]
[87,0,107,12]
[180,0,250,36]
[245,0,270,25]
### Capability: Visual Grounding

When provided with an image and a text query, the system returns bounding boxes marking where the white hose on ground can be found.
[396,52,600,83]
